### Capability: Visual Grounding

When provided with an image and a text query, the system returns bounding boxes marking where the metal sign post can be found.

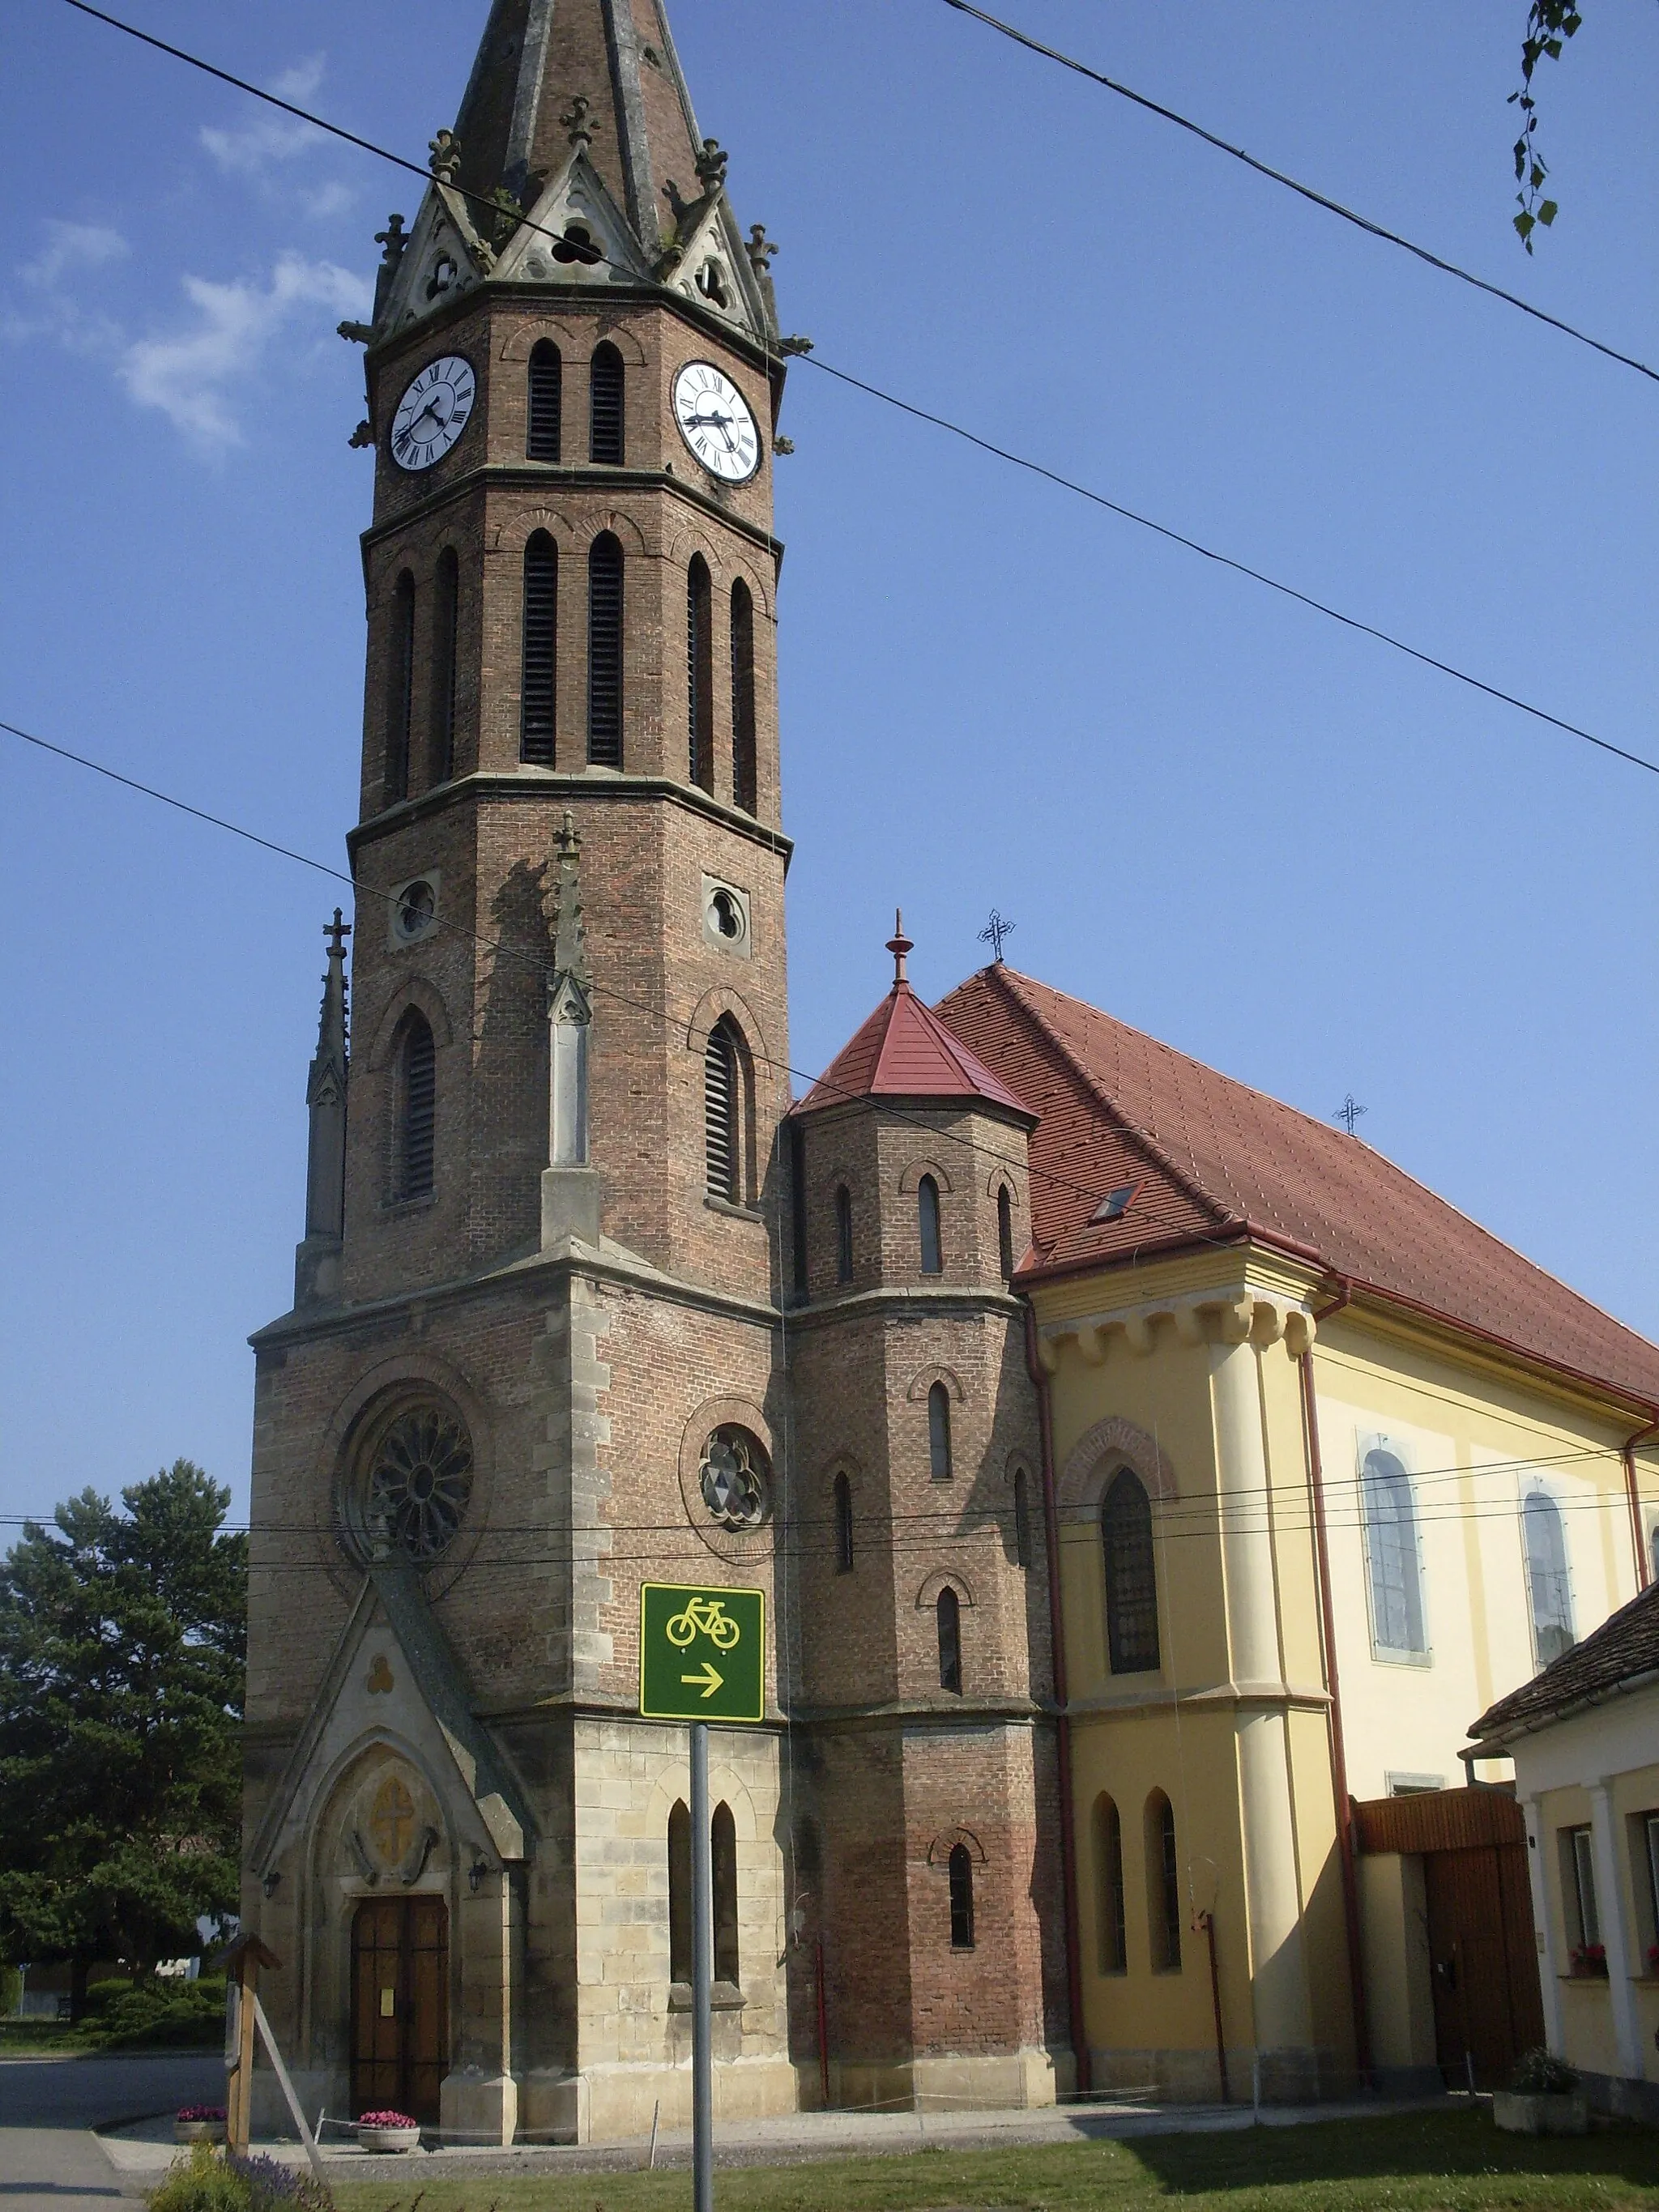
[638,1583,766,2211]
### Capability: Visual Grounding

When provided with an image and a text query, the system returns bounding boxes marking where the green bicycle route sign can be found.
[639,1583,766,1724]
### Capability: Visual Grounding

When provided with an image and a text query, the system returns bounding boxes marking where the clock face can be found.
[672,361,761,483]
[390,356,476,471]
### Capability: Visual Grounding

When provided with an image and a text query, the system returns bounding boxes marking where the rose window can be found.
[699,1427,770,1531]
[366,1407,474,1562]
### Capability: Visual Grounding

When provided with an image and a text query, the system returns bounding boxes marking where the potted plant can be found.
[1569,1941,1609,1977]
[1493,2048,1588,2135]
[355,2109,421,2153]
[172,2105,226,2145]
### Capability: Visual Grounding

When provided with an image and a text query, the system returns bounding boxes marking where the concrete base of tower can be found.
[518,2055,803,2144]
[828,2045,1066,2114]
[440,2068,518,2146]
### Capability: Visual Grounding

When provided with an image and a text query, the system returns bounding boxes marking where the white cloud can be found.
[199,57,328,177]
[120,254,370,452]
[4,221,128,354]
[22,220,128,291]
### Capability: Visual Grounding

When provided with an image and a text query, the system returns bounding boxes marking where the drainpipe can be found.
[1297,1278,1372,2087]
[1025,1303,1090,2097]
[1623,1419,1657,1590]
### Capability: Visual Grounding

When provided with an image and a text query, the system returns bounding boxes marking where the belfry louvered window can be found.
[731,578,757,813]
[384,569,415,803]
[431,548,459,785]
[590,340,625,463]
[396,1011,436,1201]
[520,532,557,765]
[704,1018,740,1202]
[587,532,624,766]
[687,555,714,791]
[527,339,561,462]
[1102,1468,1159,1673]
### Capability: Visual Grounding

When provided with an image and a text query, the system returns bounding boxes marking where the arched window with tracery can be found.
[918,1174,943,1275]
[1361,1444,1427,1658]
[712,1801,740,1986]
[936,1584,962,1693]
[1094,1793,1126,1973]
[704,1016,742,1203]
[928,1383,953,1482]
[1146,1790,1181,1971]
[687,555,713,791]
[1102,1468,1159,1673]
[384,569,415,803]
[520,531,557,765]
[731,578,757,812]
[527,338,562,461]
[589,340,625,463]
[667,1799,691,1984]
[431,548,459,785]
[834,1185,854,1282]
[948,1842,975,1948]
[834,1471,854,1572]
[586,531,624,766]
[394,1010,436,1201]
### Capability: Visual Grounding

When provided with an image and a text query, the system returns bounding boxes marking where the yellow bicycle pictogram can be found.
[664,1595,742,1649]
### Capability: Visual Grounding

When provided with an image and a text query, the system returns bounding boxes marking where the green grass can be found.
[327,2111,1659,2212]
[0,2017,91,2054]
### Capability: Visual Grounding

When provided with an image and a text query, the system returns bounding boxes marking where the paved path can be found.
[0,2054,224,2212]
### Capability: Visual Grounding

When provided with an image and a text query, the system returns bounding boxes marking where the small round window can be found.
[395,880,437,940]
[361,1404,474,1562]
[699,1426,770,1530]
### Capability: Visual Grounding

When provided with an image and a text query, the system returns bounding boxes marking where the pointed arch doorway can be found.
[350,1896,449,2125]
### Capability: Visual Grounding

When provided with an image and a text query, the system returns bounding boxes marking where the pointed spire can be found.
[887,909,914,991]
[296,910,351,1306]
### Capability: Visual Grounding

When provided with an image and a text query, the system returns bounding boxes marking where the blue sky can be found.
[2,2,1656,1528]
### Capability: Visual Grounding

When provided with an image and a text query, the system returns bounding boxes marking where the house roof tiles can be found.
[1470,1579,1659,1745]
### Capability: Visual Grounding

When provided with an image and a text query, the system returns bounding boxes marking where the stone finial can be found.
[560,95,599,149]
[428,130,463,183]
[550,811,591,987]
[887,909,913,988]
[745,224,778,275]
[375,213,409,269]
[694,138,729,192]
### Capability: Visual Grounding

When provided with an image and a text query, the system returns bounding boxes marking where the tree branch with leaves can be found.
[1510,2,1584,250]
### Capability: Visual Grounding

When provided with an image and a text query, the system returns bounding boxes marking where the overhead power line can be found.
[51,1,1657,780]
[937,0,1659,389]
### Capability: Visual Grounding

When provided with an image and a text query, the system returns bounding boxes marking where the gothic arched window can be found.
[1361,1446,1427,1657]
[1094,1793,1126,1973]
[431,548,459,785]
[520,531,557,765]
[1524,1491,1576,1666]
[586,531,624,767]
[704,1017,741,1203]
[834,1184,854,1283]
[712,1801,739,1986]
[997,1185,1015,1281]
[731,578,757,812]
[1013,1465,1033,1570]
[1147,1791,1181,1971]
[948,1842,975,1948]
[667,1799,691,1984]
[384,569,415,803]
[589,340,625,463]
[1102,1468,1159,1674]
[936,1584,962,1693]
[928,1383,953,1482]
[687,555,713,791]
[394,1010,436,1201]
[527,338,562,462]
[918,1174,943,1275]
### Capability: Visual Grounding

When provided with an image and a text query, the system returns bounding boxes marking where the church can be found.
[241,0,1659,2143]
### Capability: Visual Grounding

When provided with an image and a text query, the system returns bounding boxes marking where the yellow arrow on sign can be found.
[680,1661,723,1699]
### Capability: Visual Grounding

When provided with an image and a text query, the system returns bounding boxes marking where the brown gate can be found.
[1355,1788,1545,2092]
[350,1897,449,2125]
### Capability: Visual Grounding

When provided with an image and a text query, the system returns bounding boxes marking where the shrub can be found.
[1509,2045,1580,2095]
[226,2153,332,2212]
[92,1975,226,2049]
[146,2144,251,2212]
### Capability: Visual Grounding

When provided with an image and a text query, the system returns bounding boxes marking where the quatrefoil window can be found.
[699,1427,770,1531]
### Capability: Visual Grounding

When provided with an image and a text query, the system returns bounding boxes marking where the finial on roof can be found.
[428,129,463,184]
[887,909,913,988]
[978,908,1016,964]
[561,95,598,150]
[695,139,729,193]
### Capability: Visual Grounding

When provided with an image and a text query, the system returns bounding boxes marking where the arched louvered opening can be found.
[394,1011,436,1201]
[1146,1791,1182,1972]
[1013,1466,1032,1570]
[586,531,624,766]
[936,1585,962,1694]
[527,339,562,462]
[1094,1794,1126,1973]
[730,578,757,812]
[1524,1490,1576,1665]
[520,531,557,765]
[712,1801,739,1987]
[997,1185,1015,1281]
[667,1799,691,1984]
[1102,1468,1160,1673]
[948,1842,975,1949]
[918,1174,943,1275]
[384,569,415,804]
[834,1472,854,1573]
[430,548,459,785]
[704,1017,741,1203]
[589,340,625,463]
[928,1383,953,1482]
[687,555,714,791]
[834,1184,854,1283]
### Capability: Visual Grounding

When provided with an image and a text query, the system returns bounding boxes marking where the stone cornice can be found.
[360,460,785,566]
[1065,1679,1332,1718]
[346,769,793,867]
[1034,1281,1320,1376]
[783,1284,1025,1332]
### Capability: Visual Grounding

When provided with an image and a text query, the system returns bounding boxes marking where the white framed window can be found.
[1358,1434,1430,1664]
[1520,1482,1576,1669]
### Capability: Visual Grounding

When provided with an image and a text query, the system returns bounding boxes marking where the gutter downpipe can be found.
[1298,1276,1372,2090]
[1623,1419,1657,1590]
[1026,1302,1090,2097]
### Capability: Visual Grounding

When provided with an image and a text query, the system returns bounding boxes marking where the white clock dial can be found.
[390,355,476,471]
[672,361,761,484]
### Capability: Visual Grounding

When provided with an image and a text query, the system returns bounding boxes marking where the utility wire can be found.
[50,0,1659,781]
[937,0,1659,389]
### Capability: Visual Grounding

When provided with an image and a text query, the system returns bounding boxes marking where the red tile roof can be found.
[1471,1579,1659,1745]
[794,980,1033,1120]
[935,965,1659,1411]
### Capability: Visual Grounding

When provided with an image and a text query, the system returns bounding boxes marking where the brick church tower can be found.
[241,0,1069,2146]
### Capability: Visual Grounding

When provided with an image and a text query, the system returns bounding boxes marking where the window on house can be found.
[1642,1813,1659,1959]
[1361,1445,1428,1658]
[731,579,757,813]
[667,1799,691,1984]
[431,548,459,785]
[997,1185,1014,1281]
[520,531,557,765]
[928,1383,953,1481]
[1562,1824,1601,1955]
[1523,1491,1576,1667]
[1102,1468,1160,1673]
[527,339,562,461]
[918,1174,943,1274]
[936,1585,962,1693]
[834,1185,854,1282]
[1094,1794,1126,1973]
[1650,1521,1659,1588]
[948,1843,975,1949]
[687,555,714,791]
[712,1801,739,1986]
[394,1011,436,1201]
[1148,1792,1182,1971]
[1013,1466,1033,1570]
[590,340,625,463]
[834,1472,854,1573]
[704,1017,740,1203]
[385,569,415,803]
[586,531,624,766]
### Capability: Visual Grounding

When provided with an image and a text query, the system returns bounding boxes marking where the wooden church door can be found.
[350,1897,449,2125]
